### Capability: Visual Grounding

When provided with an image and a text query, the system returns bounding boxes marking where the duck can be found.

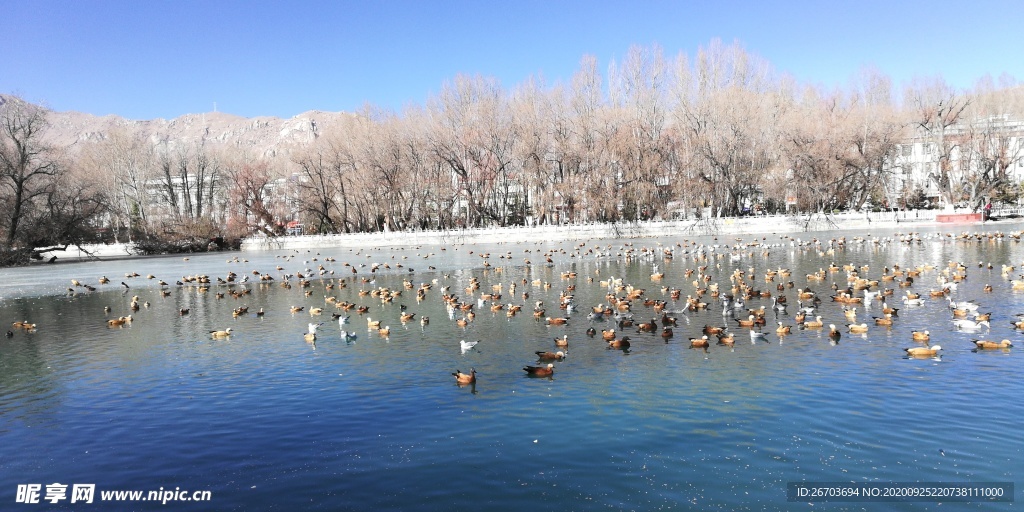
[717,332,735,345]
[703,325,725,335]
[881,302,899,316]
[523,363,555,377]
[873,314,894,326]
[661,327,674,339]
[637,318,658,332]
[452,368,477,384]
[585,327,596,337]
[911,330,931,341]
[848,323,869,334]
[554,334,569,346]
[689,335,710,348]
[12,320,36,330]
[828,324,841,341]
[378,326,391,337]
[535,350,566,361]
[290,306,305,313]
[736,315,756,327]
[367,317,381,328]
[776,322,792,335]
[971,339,1013,349]
[546,317,569,325]
[905,345,942,357]
[607,337,631,349]
[210,328,233,338]
[803,316,824,328]
[107,316,132,327]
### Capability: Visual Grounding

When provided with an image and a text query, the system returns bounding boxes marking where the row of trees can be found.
[3,41,1024,264]
[275,42,1024,232]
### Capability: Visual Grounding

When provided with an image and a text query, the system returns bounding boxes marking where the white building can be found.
[890,115,1024,208]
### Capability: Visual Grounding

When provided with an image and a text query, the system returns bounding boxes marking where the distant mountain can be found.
[3,95,357,167]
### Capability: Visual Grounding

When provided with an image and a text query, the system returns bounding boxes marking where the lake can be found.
[1,224,1021,510]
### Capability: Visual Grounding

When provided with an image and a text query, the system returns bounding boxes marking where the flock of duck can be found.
[6,229,1022,386]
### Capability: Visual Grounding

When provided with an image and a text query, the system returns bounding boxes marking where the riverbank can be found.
[240,209,987,251]
[33,242,140,263]
[31,209,1009,261]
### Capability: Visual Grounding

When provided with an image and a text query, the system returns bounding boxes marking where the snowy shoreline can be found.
[34,209,1002,262]
[239,210,977,251]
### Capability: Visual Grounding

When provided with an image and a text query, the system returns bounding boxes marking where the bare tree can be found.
[81,127,155,239]
[906,77,970,208]
[428,74,511,227]
[607,45,670,220]
[224,158,284,236]
[0,96,60,249]
[957,77,1024,207]
[673,40,781,216]
[0,95,109,263]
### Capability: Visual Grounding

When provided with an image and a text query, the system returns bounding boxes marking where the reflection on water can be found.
[1,225,1023,510]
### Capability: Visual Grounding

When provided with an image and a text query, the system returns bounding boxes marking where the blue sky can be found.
[3,0,1022,120]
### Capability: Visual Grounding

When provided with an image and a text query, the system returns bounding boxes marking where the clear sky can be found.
[3,0,1022,120]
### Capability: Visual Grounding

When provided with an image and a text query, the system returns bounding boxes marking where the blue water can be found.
[1,227,1022,510]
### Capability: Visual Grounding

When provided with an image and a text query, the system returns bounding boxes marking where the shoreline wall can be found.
[240,210,956,251]
[37,209,1012,262]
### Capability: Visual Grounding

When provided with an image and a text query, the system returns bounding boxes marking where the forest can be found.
[2,41,1023,264]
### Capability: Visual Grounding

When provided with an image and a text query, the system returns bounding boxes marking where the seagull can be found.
[952,319,990,331]
[460,340,479,354]
[902,296,925,306]
[750,330,769,343]
[948,297,979,312]
[338,315,350,326]
[308,322,323,334]
[341,330,357,340]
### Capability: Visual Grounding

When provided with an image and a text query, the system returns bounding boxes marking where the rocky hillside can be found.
[2,94,357,167]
